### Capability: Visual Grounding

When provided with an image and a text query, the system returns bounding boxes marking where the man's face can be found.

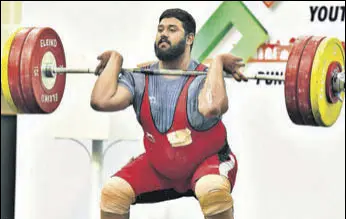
[154,17,187,61]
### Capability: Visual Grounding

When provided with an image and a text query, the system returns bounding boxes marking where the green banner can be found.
[192,1,269,63]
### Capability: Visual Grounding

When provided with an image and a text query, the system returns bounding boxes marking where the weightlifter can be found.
[91,8,247,219]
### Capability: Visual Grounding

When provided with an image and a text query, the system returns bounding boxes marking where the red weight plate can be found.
[284,36,313,125]
[8,27,35,113]
[297,36,325,126]
[20,27,66,113]
[325,62,342,104]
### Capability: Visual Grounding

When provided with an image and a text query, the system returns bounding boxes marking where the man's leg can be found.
[100,157,137,219]
[195,174,234,219]
[100,177,134,219]
[99,154,172,219]
[191,145,238,219]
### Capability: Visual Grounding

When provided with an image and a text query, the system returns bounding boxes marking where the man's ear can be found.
[186,33,195,46]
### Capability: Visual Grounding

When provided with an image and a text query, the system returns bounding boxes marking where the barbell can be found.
[1,27,345,127]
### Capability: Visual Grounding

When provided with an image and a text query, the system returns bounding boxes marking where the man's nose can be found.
[160,29,169,37]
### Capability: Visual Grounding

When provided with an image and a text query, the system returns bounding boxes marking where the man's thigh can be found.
[113,153,195,204]
[191,145,238,192]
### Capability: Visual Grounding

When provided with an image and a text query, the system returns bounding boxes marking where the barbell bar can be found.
[1,27,345,127]
[42,65,287,81]
[42,66,345,94]
[42,65,344,105]
[42,66,344,101]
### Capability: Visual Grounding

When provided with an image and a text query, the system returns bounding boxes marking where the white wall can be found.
[15,1,345,219]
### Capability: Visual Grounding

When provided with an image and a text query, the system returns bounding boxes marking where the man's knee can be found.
[195,174,233,217]
[100,176,136,215]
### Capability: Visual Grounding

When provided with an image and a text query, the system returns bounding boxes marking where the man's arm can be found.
[198,54,246,118]
[90,51,133,112]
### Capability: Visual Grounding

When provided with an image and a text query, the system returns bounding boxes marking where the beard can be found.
[154,36,186,61]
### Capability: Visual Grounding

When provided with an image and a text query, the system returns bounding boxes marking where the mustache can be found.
[158,38,171,45]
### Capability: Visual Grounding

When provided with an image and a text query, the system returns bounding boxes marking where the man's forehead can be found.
[159,17,183,27]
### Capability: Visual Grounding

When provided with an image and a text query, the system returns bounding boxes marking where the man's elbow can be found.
[199,101,228,118]
[90,99,103,111]
[90,97,129,112]
[202,106,221,118]
[90,98,109,111]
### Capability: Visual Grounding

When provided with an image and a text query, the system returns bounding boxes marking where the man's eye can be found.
[170,28,176,32]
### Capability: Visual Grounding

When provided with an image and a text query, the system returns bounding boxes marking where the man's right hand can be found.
[90,50,132,112]
[95,50,123,76]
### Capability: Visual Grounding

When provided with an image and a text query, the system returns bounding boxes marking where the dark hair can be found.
[159,8,196,49]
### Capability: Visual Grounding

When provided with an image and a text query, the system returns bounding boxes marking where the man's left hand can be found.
[218,54,248,82]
